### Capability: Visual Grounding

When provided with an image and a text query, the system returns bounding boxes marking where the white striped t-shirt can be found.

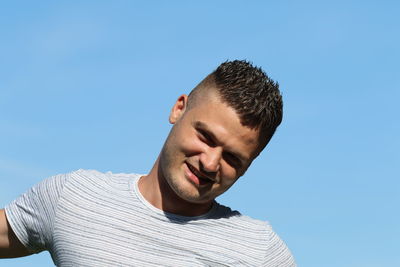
[5,169,295,266]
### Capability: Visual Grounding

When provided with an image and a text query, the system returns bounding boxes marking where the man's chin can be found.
[165,173,216,205]
[173,186,214,205]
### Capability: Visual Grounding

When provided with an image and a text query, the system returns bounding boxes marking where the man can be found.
[0,60,296,266]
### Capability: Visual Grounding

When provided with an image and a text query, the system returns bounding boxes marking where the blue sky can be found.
[1,1,399,266]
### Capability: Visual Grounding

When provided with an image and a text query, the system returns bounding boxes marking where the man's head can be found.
[158,60,283,211]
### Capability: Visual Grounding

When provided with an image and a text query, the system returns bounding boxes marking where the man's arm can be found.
[0,209,31,258]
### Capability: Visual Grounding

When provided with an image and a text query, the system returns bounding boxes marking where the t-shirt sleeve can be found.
[263,225,297,267]
[4,173,68,253]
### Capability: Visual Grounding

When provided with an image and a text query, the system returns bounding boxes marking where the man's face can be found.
[159,90,262,206]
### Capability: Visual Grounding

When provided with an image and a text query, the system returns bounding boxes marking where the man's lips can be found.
[185,163,215,186]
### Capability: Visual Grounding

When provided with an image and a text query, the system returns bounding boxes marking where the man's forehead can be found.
[194,120,258,143]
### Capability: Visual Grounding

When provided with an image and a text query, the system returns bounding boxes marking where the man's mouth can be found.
[185,163,214,186]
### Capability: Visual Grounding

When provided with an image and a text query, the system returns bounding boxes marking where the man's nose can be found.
[200,147,222,173]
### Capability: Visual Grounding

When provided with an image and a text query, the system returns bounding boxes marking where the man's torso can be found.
[6,169,295,266]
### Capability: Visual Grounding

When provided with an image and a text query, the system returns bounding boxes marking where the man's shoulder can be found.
[47,169,140,197]
[212,202,274,235]
[213,202,265,221]
[200,204,296,266]
[66,168,132,177]
[62,169,140,182]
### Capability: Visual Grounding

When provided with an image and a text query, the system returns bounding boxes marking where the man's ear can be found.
[169,94,188,124]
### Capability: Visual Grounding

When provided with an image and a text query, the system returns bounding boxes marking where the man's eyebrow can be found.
[194,121,218,143]
[193,121,247,165]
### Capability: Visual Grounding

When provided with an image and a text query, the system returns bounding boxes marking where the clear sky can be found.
[1,1,399,266]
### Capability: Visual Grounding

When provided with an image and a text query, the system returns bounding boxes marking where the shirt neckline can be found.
[130,174,218,221]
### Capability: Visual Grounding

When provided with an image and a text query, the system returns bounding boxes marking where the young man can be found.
[0,60,296,266]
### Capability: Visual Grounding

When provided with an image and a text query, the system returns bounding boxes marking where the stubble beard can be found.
[159,143,214,205]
